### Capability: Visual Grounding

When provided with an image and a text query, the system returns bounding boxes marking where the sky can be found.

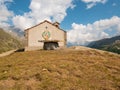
[0,0,120,45]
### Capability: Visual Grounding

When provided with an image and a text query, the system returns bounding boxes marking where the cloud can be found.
[67,16,120,45]
[81,0,108,9]
[12,0,75,30]
[112,3,116,6]
[0,0,13,28]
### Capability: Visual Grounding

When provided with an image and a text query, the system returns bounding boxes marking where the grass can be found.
[0,48,120,90]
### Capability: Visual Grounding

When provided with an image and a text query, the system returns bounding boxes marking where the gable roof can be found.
[25,20,66,32]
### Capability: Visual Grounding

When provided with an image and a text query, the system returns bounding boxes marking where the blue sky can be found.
[61,0,120,30]
[0,0,120,45]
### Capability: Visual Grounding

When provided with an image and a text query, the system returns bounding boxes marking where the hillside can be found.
[0,47,120,90]
[0,28,23,54]
[88,35,120,54]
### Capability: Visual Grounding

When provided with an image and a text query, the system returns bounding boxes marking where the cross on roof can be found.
[45,26,48,29]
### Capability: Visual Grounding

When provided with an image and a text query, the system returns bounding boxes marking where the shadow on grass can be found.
[15,48,25,52]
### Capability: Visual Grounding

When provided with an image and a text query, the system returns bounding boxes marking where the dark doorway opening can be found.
[43,42,59,50]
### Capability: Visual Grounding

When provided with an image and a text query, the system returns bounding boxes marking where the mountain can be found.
[4,26,24,38]
[0,28,23,54]
[88,35,120,54]
[0,47,120,89]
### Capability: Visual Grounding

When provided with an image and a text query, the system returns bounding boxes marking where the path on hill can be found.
[0,49,17,57]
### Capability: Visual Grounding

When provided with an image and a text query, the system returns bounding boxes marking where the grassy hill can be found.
[88,36,120,54]
[0,28,23,54]
[0,47,120,90]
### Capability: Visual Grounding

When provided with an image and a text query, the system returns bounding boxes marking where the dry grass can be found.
[0,47,120,90]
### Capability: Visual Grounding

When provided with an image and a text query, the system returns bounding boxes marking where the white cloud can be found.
[12,14,35,30]
[12,0,75,30]
[81,0,108,9]
[112,3,116,6]
[67,16,120,45]
[0,0,13,28]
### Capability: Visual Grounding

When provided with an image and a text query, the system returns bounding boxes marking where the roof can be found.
[25,20,66,32]
[38,40,63,42]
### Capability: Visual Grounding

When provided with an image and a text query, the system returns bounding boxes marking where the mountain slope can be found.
[0,28,23,54]
[8,26,24,37]
[88,35,120,54]
[0,47,120,90]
